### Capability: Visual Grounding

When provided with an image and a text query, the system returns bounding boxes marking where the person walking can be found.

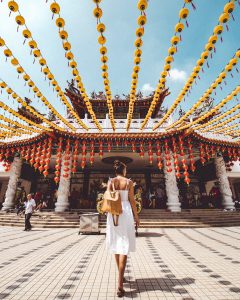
[105,160,140,297]
[24,194,36,231]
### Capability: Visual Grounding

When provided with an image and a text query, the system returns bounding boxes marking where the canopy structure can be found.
[0,0,239,186]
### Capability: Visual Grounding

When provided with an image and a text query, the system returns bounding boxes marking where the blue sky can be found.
[0,0,239,121]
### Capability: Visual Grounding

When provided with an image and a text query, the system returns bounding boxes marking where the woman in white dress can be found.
[105,160,140,297]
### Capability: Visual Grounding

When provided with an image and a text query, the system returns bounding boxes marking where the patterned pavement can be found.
[0,226,240,300]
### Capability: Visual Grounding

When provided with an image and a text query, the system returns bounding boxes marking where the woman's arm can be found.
[129,181,140,226]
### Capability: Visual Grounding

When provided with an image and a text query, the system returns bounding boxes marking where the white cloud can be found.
[169,68,187,82]
[141,83,154,96]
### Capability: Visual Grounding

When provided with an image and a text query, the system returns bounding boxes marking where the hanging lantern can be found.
[99,140,103,158]
[8,1,19,13]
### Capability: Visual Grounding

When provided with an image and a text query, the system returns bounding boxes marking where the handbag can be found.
[101,180,122,226]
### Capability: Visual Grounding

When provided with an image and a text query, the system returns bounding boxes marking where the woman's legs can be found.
[118,254,127,288]
[114,254,120,270]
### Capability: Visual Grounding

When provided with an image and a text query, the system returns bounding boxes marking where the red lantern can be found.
[131,141,136,152]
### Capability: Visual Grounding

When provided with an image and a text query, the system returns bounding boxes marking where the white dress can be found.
[105,179,136,255]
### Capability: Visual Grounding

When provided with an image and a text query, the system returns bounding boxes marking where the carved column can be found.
[2,157,22,211]
[55,152,73,212]
[163,151,181,212]
[214,154,235,210]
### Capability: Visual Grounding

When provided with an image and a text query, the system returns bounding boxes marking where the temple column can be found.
[2,157,22,211]
[214,154,235,210]
[55,152,73,212]
[163,151,181,212]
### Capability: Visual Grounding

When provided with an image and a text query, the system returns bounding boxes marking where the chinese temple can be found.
[0,0,239,219]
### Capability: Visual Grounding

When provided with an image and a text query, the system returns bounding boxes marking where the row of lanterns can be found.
[7,1,86,131]
[0,100,46,133]
[200,105,240,133]
[0,79,63,132]
[93,0,115,130]
[189,85,240,132]
[153,0,237,131]
[0,37,75,131]
[126,0,148,130]
[141,0,194,130]
[172,51,240,130]
[0,136,239,185]
[49,1,102,131]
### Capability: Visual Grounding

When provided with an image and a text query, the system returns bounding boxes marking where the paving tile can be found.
[0,226,240,299]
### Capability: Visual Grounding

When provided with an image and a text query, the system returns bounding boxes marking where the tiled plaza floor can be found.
[0,226,240,300]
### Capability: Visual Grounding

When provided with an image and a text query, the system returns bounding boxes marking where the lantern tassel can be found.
[220,36,223,43]
[214,47,216,53]
[231,73,233,78]
[226,24,229,31]
[186,20,189,27]
[236,68,239,73]
[191,2,196,10]
[207,61,209,68]
[180,34,182,41]
[231,13,235,21]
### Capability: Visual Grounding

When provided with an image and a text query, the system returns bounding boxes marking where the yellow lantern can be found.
[28,80,34,87]
[23,74,30,81]
[55,85,60,92]
[65,51,74,60]
[161,71,168,78]
[137,15,147,26]
[135,38,143,47]
[236,50,240,58]
[50,2,60,14]
[136,27,144,37]
[33,86,38,93]
[134,65,140,73]
[214,24,223,35]
[208,35,218,44]
[224,2,234,14]
[197,58,205,66]
[12,93,18,99]
[101,55,108,63]
[0,38,5,47]
[17,66,23,73]
[59,30,68,40]
[179,8,189,19]
[15,15,25,26]
[6,87,12,95]
[69,60,77,68]
[39,58,46,66]
[47,73,54,81]
[205,42,214,51]
[8,1,19,12]
[93,7,102,18]
[43,67,50,75]
[102,72,108,79]
[225,64,232,72]
[134,57,141,65]
[219,13,229,24]
[100,46,107,55]
[97,23,105,33]
[33,49,41,58]
[28,40,37,49]
[11,58,18,66]
[219,71,226,79]
[4,49,12,58]
[22,29,31,39]
[137,0,148,11]
[101,64,108,71]
[168,46,176,55]
[164,64,171,72]
[229,58,238,66]
[98,35,106,45]
[201,51,209,59]
[56,17,65,28]
[175,22,184,33]
[63,41,71,51]
[171,36,180,45]
[165,56,173,64]
[135,49,142,57]
[0,82,7,88]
